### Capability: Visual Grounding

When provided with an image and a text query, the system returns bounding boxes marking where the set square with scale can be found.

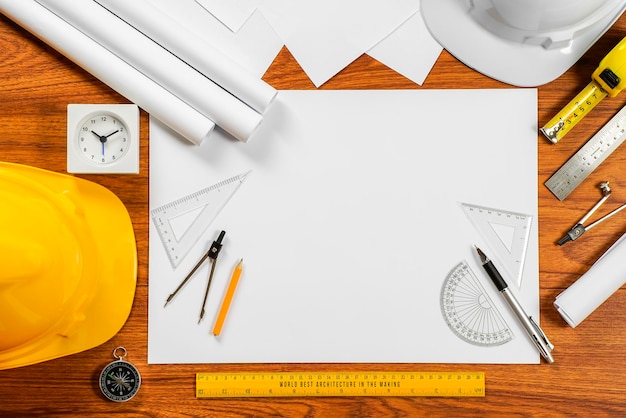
[460,202,532,289]
[150,171,250,268]
[439,203,534,347]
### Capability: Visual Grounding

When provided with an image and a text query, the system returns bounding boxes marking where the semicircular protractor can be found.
[441,260,514,346]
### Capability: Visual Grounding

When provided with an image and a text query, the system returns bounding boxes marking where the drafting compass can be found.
[164,230,225,323]
[99,347,141,402]
[558,182,626,245]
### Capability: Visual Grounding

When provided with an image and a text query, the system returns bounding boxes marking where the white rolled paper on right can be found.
[554,233,626,327]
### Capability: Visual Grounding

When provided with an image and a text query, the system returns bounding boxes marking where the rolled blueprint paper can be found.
[554,233,626,327]
[36,0,263,142]
[94,0,277,114]
[0,0,213,145]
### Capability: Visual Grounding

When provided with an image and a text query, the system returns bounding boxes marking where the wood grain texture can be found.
[1,10,626,417]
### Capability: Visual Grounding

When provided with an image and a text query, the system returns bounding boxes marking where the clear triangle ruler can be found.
[441,260,514,346]
[460,202,532,289]
[151,171,250,268]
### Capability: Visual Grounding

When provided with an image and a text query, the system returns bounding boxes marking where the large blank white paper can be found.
[149,89,539,364]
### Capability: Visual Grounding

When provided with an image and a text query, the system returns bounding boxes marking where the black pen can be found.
[475,246,555,364]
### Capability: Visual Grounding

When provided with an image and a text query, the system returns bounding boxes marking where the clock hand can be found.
[91,129,120,156]
[91,130,104,141]
[104,129,120,138]
[91,129,120,142]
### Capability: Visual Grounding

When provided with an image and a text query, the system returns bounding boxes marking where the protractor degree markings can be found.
[441,261,514,347]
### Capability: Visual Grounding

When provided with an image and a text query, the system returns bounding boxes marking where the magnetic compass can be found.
[99,346,141,402]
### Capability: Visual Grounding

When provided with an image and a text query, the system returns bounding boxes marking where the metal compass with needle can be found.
[98,346,141,402]
[164,230,226,323]
[558,182,626,245]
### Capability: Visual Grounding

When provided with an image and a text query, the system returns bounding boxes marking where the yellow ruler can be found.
[196,371,485,398]
[540,81,607,143]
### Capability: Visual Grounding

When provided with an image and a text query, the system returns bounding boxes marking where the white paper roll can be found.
[0,0,213,145]
[36,0,263,142]
[554,233,626,327]
[94,0,277,114]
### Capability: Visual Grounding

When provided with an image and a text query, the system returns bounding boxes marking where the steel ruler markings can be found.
[151,171,250,268]
[441,261,514,347]
[546,105,626,201]
[196,372,485,398]
[460,203,532,289]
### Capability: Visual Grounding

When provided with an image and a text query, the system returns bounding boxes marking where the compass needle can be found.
[99,347,141,402]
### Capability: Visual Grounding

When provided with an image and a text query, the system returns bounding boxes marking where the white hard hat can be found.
[421,0,626,86]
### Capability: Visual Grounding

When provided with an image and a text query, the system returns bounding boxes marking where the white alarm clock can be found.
[67,104,139,174]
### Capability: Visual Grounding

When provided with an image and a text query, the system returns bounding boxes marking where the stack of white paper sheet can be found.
[190,0,442,86]
[148,89,540,364]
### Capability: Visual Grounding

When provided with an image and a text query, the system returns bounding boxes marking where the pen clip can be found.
[529,316,554,352]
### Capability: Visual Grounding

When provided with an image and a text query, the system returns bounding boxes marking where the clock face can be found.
[77,112,130,165]
[67,104,140,174]
[99,360,141,402]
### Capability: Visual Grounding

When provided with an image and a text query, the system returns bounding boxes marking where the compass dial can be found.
[99,358,141,402]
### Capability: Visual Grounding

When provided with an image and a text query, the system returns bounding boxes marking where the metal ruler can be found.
[151,171,250,268]
[196,371,485,398]
[545,104,626,201]
[441,261,513,347]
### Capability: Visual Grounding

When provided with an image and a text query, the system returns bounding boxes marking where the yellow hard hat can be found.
[0,162,137,370]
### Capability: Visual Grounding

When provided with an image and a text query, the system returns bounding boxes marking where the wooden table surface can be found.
[2,9,626,417]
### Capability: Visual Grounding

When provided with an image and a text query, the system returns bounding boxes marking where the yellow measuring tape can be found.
[196,371,485,398]
[541,36,626,143]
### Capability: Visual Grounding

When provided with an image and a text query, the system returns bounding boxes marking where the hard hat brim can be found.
[421,0,626,87]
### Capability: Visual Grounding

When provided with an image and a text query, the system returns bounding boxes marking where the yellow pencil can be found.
[212,259,243,336]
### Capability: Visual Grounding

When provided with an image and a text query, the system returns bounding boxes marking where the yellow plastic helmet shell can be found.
[0,162,137,370]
